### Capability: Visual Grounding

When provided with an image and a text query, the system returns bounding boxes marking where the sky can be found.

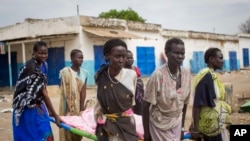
[0,0,250,35]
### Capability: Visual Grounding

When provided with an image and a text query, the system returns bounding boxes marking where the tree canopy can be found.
[98,8,146,23]
[239,17,250,33]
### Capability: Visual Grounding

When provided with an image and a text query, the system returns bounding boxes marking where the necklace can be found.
[107,67,120,84]
[166,65,180,80]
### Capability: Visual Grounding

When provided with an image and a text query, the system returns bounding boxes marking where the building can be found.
[0,15,249,87]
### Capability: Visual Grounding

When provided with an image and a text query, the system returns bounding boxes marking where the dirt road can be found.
[1,70,250,141]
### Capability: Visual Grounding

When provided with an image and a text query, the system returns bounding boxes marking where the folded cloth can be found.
[60,107,96,134]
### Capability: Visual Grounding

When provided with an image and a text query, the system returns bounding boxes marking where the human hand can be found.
[79,111,84,116]
[97,115,106,124]
[190,131,201,140]
[54,115,62,128]
[66,112,71,116]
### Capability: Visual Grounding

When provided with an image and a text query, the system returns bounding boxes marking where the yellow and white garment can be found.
[193,68,231,137]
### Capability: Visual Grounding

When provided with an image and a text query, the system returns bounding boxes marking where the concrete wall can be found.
[1,15,250,87]
[185,38,239,71]
[127,30,165,68]
[238,34,250,68]
[80,31,107,86]
[8,43,33,73]
[0,16,80,41]
[162,30,239,72]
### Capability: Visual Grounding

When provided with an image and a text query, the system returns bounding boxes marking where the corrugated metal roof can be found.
[83,27,142,39]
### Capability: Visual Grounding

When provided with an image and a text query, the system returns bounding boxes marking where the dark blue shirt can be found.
[193,73,216,108]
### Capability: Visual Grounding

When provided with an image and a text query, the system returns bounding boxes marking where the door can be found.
[229,51,237,71]
[137,47,155,76]
[0,52,17,87]
[94,45,106,72]
[47,47,65,85]
[243,48,249,67]
[190,51,205,74]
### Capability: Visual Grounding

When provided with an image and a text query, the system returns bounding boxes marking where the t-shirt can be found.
[193,73,216,108]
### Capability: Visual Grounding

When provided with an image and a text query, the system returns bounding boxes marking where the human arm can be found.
[142,70,160,141]
[42,86,61,127]
[191,106,202,139]
[191,73,215,139]
[181,75,191,140]
[181,103,188,140]
[142,101,151,141]
[80,79,87,112]
[94,99,106,124]
[131,70,137,106]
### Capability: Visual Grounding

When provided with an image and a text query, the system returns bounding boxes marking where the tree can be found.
[98,7,146,23]
[239,17,250,33]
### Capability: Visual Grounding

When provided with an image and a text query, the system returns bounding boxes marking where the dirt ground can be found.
[1,69,250,141]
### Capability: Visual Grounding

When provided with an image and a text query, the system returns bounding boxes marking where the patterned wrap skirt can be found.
[12,103,54,141]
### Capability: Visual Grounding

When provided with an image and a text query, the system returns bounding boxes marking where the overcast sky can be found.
[1,0,250,35]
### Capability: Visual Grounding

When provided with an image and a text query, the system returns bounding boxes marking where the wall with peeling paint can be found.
[0,15,249,87]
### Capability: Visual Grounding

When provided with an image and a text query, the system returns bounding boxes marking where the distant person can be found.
[190,47,231,141]
[124,50,144,115]
[59,49,89,141]
[124,50,141,77]
[94,38,138,141]
[143,38,191,141]
[12,41,61,141]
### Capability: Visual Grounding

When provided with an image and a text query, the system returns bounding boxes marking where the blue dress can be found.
[12,60,54,141]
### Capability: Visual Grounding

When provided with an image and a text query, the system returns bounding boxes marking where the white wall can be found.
[0,16,80,41]
[10,43,33,63]
[239,35,250,68]
[128,30,165,68]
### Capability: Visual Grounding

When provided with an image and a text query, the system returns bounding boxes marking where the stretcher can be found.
[50,117,97,140]
[50,117,191,141]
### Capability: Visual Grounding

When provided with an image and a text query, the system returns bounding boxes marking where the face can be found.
[71,52,83,67]
[211,51,224,70]
[107,46,127,71]
[125,52,134,67]
[33,46,48,64]
[166,43,185,67]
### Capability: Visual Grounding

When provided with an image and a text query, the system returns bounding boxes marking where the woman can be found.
[59,49,89,141]
[12,41,61,141]
[191,48,231,141]
[124,50,144,115]
[124,50,141,77]
[94,38,138,141]
[143,37,191,141]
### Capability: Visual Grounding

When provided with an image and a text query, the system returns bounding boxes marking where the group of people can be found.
[12,37,231,141]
